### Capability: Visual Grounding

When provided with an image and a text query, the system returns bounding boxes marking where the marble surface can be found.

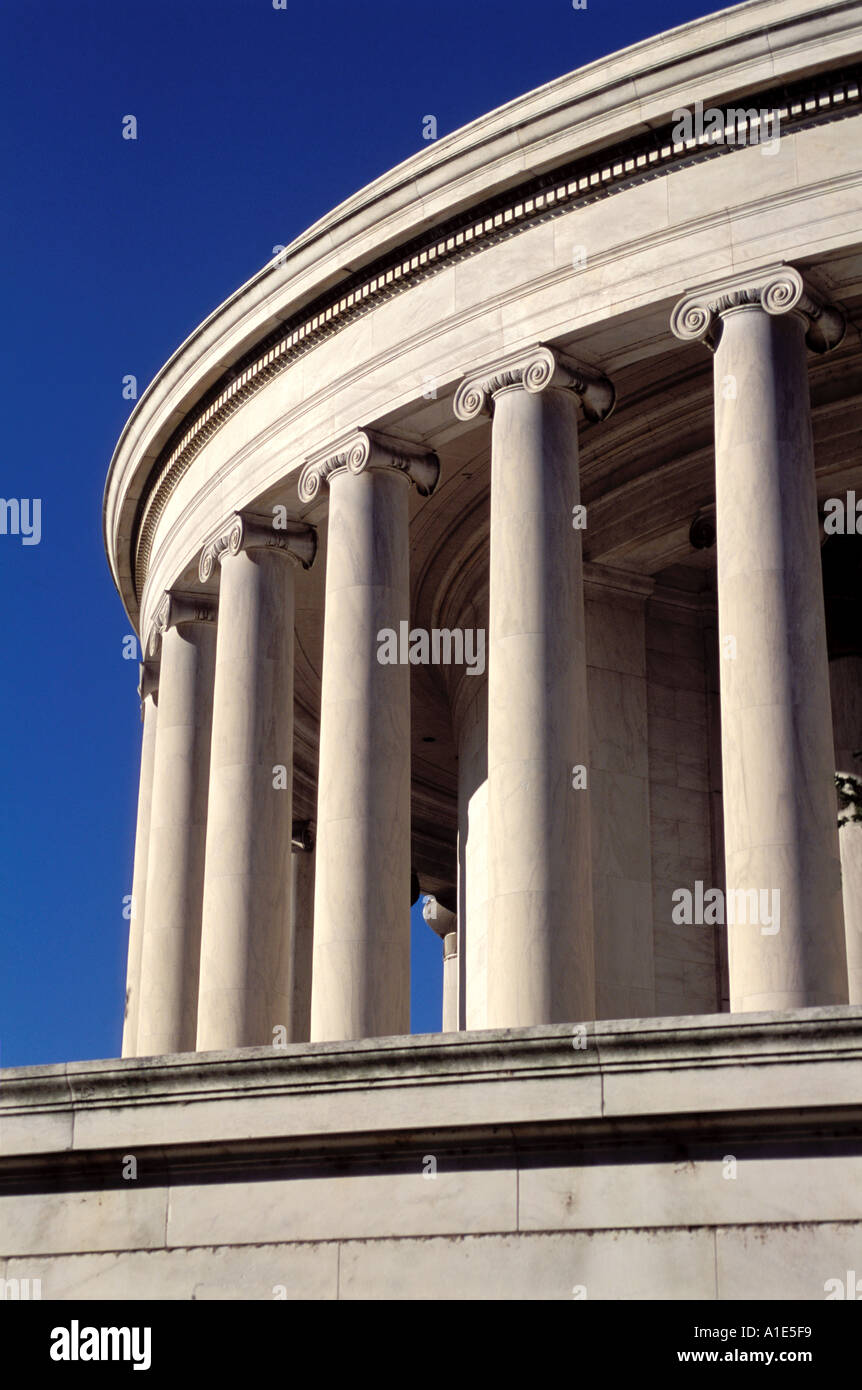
[709,302,846,1010]
[484,377,594,1026]
[311,466,412,1040]
[197,544,301,1049]
[3,1010,862,1299]
[137,616,216,1056]
[121,687,158,1057]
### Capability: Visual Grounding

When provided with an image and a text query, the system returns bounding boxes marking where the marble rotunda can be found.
[108,36,862,1056]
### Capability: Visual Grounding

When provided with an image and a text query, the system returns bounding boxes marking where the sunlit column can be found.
[300,430,439,1041]
[423,897,459,1032]
[455,345,614,1026]
[196,514,316,1051]
[672,264,847,1010]
[137,592,217,1055]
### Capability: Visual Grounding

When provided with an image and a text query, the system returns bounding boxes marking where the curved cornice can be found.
[103,0,862,625]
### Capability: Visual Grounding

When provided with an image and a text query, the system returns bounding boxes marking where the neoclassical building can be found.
[3,0,862,1300]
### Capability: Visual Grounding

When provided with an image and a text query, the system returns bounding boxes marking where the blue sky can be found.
[0,0,718,1067]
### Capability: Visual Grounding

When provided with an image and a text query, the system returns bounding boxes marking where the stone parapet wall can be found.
[2,1010,861,1299]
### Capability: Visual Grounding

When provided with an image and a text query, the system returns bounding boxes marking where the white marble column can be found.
[121,661,159,1058]
[455,345,614,1026]
[672,264,847,1011]
[300,430,439,1041]
[422,897,459,1032]
[195,514,316,1051]
[137,592,217,1056]
[831,656,862,1002]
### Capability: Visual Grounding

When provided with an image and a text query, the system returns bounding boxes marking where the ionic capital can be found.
[199,511,317,583]
[147,590,218,658]
[453,344,615,423]
[670,264,846,355]
[298,429,440,504]
[422,895,457,940]
[137,660,159,704]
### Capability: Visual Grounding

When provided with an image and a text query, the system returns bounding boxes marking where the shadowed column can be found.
[121,660,159,1058]
[455,345,614,1027]
[290,824,315,1042]
[456,660,488,1030]
[831,657,862,1002]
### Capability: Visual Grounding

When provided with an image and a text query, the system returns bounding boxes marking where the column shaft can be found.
[713,307,846,1008]
[442,933,459,1032]
[831,656,862,1002]
[311,467,412,1039]
[197,545,300,1049]
[422,897,459,1031]
[137,604,216,1055]
[121,670,158,1058]
[457,683,488,1030]
[486,384,594,1024]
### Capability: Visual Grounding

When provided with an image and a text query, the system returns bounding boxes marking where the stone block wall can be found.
[2,1015,860,1301]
